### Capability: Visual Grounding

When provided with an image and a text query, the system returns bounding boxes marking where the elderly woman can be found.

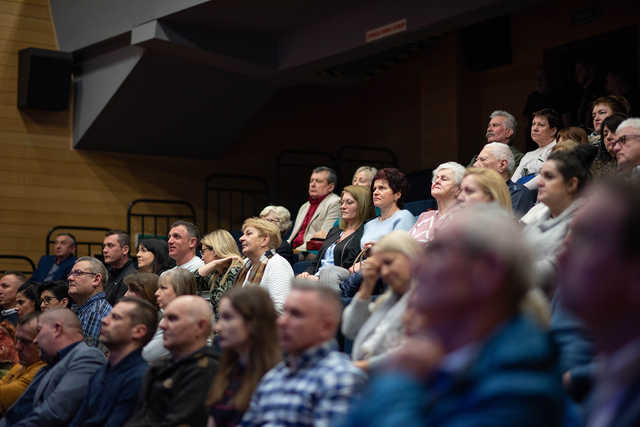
[457,168,512,213]
[352,166,378,188]
[155,268,198,310]
[260,205,295,265]
[589,95,630,144]
[361,168,415,248]
[298,185,374,285]
[234,218,294,312]
[342,230,421,372]
[195,229,243,317]
[511,108,561,190]
[524,144,596,288]
[409,162,464,245]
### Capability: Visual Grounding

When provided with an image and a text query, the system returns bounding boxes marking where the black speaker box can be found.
[18,48,72,111]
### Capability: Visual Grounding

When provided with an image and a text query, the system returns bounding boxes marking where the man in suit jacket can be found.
[561,179,640,427]
[288,166,340,252]
[0,308,106,426]
[30,233,77,283]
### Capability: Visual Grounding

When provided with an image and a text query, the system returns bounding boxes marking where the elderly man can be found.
[102,230,137,305]
[241,281,366,426]
[0,313,46,415]
[473,142,535,217]
[288,167,341,253]
[0,272,26,325]
[125,295,218,427]
[611,117,640,175]
[560,179,640,427]
[68,256,112,346]
[341,205,565,426]
[167,220,204,272]
[31,232,76,283]
[0,309,106,427]
[470,110,524,169]
[69,297,156,427]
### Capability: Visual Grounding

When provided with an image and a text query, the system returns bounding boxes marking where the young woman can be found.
[195,230,243,318]
[457,168,512,213]
[14,283,40,318]
[206,286,280,427]
[591,113,627,178]
[136,238,175,274]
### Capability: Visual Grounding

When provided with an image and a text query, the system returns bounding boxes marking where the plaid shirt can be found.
[72,292,112,347]
[240,340,366,427]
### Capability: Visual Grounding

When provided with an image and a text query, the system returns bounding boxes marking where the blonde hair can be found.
[259,206,292,234]
[242,218,281,250]
[201,229,241,259]
[352,166,378,184]
[159,268,197,296]
[463,168,512,213]
[339,185,375,229]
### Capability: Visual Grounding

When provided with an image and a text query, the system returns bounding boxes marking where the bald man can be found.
[241,280,366,427]
[0,309,106,427]
[125,296,219,427]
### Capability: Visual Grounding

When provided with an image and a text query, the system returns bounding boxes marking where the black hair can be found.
[533,108,562,136]
[598,113,628,161]
[138,239,175,274]
[547,144,597,194]
[17,281,41,313]
[39,280,71,308]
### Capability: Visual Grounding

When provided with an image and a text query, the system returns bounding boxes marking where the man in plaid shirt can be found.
[241,280,366,427]
[68,257,112,347]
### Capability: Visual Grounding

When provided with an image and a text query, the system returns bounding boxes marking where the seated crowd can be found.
[1,99,640,427]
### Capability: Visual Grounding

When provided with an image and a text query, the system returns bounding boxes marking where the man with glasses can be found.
[611,118,640,174]
[68,257,112,347]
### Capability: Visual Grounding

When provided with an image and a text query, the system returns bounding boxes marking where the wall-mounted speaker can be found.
[18,48,72,111]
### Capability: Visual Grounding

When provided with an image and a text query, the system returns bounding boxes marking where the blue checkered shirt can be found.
[240,340,366,427]
[72,291,112,347]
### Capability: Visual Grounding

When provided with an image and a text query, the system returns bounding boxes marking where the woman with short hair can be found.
[259,205,295,265]
[155,268,198,310]
[39,280,70,311]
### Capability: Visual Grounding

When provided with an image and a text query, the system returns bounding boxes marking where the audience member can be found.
[136,238,174,275]
[560,179,640,427]
[473,143,535,217]
[124,272,168,362]
[298,185,374,285]
[341,204,565,426]
[0,321,18,378]
[523,145,596,289]
[352,166,378,188]
[0,313,45,415]
[611,117,640,174]
[30,233,76,283]
[102,230,136,305]
[457,167,512,212]
[288,166,341,253]
[512,108,561,189]
[207,287,280,427]
[471,110,524,168]
[409,162,464,245]
[167,220,204,272]
[342,230,421,372]
[0,272,26,325]
[592,113,627,178]
[155,268,197,311]
[0,308,106,426]
[125,296,218,427]
[558,126,588,145]
[68,257,112,347]
[361,168,415,248]
[589,95,630,143]
[260,205,296,265]
[196,229,244,317]
[14,282,40,319]
[39,280,71,311]
[240,281,366,426]
[235,218,293,312]
[69,297,156,427]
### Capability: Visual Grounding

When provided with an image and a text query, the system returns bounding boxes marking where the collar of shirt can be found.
[54,341,82,365]
[73,291,107,311]
[309,192,329,205]
[283,340,336,372]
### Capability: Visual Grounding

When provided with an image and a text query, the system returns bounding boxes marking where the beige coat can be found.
[288,193,341,251]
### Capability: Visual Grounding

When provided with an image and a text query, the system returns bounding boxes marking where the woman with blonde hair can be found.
[342,230,421,372]
[195,229,243,318]
[234,218,294,312]
[457,168,512,213]
[155,267,198,310]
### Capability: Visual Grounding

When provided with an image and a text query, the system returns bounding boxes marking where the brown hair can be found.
[124,272,160,307]
[339,185,375,229]
[557,127,588,145]
[117,296,159,346]
[159,268,197,297]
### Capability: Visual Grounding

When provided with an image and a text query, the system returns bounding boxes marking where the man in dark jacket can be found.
[30,232,76,283]
[102,230,136,305]
[125,295,218,427]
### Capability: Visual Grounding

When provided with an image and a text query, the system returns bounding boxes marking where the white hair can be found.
[259,205,292,234]
[485,142,515,175]
[490,110,517,135]
[617,118,640,133]
[432,162,465,185]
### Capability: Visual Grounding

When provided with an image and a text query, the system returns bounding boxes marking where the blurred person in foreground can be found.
[341,204,565,426]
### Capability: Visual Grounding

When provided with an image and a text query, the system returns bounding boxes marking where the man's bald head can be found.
[34,308,84,363]
[171,295,214,335]
[39,308,83,334]
[159,295,213,360]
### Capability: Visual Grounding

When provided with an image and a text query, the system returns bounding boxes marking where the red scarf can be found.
[292,194,328,249]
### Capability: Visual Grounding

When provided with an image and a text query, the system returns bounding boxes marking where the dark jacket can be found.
[307,225,364,275]
[507,180,536,218]
[125,345,219,427]
[30,255,76,283]
[105,259,137,306]
[276,240,296,266]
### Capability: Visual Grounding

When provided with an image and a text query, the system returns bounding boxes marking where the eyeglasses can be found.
[201,245,213,252]
[262,217,280,224]
[613,134,640,147]
[68,270,97,278]
[41,296,59,305]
